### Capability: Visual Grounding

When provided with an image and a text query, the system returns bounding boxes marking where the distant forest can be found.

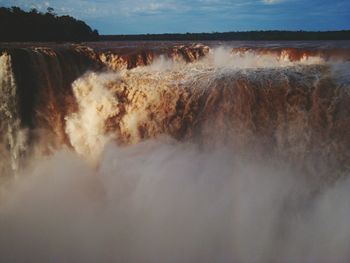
[0,7,99,42]
[102,31,350,41]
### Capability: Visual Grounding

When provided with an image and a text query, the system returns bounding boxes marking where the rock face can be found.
[0,42,350,179]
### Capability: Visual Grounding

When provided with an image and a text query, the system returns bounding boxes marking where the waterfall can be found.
[0,52,27,177]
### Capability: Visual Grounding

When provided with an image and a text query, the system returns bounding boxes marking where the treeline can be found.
[101,30,350,41]
[0,7,99,42]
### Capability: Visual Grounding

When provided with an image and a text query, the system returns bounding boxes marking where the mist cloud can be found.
[0,139,350,262]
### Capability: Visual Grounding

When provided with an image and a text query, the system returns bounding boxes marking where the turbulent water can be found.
[0,41,350,262]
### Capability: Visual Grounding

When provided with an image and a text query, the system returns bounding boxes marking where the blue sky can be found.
[1,0,350,34]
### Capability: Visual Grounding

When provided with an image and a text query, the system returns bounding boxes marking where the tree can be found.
[30,8,38,14]
[0,6,99,42]
[47,7,56,16]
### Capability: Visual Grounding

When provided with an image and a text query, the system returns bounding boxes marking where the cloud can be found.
[124,1,182,16]
[262,0,285,4]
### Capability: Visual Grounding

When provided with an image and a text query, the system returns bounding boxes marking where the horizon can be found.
[100,29,350,36]
[1,0,349,35]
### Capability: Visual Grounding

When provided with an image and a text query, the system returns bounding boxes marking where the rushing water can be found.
[0,41,350,262]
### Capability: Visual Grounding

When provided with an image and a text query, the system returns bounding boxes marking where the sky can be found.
[1,0,350,34]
